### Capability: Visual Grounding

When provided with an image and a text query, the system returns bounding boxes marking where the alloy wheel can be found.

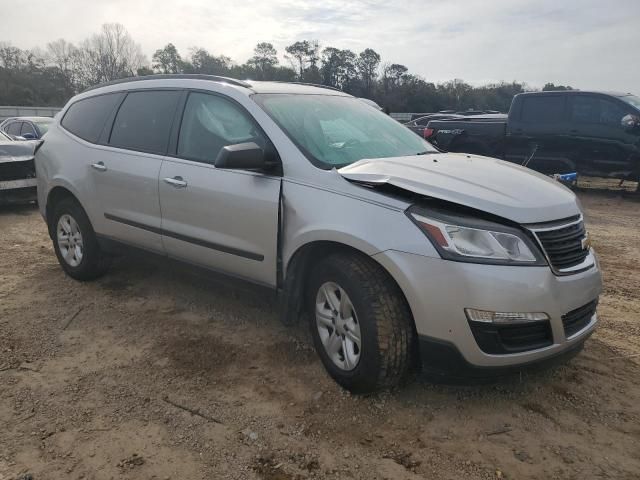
[315,282,362,371]
[57,214,84,267]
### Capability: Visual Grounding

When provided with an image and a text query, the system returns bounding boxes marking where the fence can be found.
[0,106,62,122]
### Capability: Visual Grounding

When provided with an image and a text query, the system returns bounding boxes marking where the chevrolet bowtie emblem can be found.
[581,233,591,251]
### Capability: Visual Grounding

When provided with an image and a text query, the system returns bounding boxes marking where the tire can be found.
[50,197,110,280]
[308,253,415,393]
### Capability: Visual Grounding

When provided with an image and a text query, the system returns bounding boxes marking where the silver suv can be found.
[36,75,602,393]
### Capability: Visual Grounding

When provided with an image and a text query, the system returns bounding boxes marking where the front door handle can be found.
[91,161,107,172]
[163,176,188,188]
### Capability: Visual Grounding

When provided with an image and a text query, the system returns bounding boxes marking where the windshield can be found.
[34,119,52,134]
[254,94,437,169]
[620,95,640,110]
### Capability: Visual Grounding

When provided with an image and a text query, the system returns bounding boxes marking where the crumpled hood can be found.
[0,140,37,164]
[338,153,580,224]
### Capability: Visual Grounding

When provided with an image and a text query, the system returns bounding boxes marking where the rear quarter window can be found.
[520,96,566,123]
[62,93,124,143]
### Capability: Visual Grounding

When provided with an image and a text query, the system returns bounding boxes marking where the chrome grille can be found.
[530,217,591,273]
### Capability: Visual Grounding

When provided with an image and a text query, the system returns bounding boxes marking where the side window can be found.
[599,99,627,127]
[570,97,628,127]
[20,123,36,136]
[7,122,22,136]
[520,96,566,123]
[570,96,600,124]
[62,93,123,143]
[177,92,265,164]
[109,90,180,154]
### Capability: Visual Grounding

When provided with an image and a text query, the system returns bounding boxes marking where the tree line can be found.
[0,23,572,113]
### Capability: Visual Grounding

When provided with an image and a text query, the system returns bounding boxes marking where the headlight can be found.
[407,205,546,266]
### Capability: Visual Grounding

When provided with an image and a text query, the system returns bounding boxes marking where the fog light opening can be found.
[465,308,549,324]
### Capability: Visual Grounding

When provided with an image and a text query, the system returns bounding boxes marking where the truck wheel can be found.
[308,253,415,393]
[51,198,110,280]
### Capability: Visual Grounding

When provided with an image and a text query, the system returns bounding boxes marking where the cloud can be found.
[1,0,638,92]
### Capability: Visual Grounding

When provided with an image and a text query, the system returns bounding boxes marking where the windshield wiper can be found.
[416,151,436,155]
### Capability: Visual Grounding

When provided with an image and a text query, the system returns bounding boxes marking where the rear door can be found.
[159,90,281,287]
[567,94,637,178]
[506,94,573,173]
[95,89,182,252]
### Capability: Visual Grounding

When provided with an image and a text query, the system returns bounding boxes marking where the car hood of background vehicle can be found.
[0,141,37,163]
[338,153,580,224]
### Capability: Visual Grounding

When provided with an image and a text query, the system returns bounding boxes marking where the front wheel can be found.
[308,253,415,393]
[51,198,110,280]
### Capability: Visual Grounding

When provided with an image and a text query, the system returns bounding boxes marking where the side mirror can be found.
[621,114,640,131]
[215,142,267,170]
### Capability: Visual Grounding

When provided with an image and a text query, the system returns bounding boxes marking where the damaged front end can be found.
[338,154,582,225]
[0,141,39,205]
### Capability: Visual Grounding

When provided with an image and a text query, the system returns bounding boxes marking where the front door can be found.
[567,95,638,178]
[159,91,281,286]
[505,93,574,174]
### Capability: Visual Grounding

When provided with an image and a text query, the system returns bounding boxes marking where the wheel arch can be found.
[45,186,82,239]
[280,240,417,336]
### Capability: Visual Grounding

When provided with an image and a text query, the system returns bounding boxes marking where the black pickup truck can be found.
[426,91,640,182]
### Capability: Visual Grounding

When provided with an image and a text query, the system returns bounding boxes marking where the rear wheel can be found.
[51,198,110,280]
[308,253,415,393]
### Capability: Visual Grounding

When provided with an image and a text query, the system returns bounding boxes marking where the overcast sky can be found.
[2,0,638,92]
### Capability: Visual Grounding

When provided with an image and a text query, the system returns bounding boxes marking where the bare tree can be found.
[76,23,147,87]
[0,42,24,70]
[47,39,81,91]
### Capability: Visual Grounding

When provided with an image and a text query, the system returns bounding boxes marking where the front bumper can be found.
[0,178,37,204]
[416,333,589,381]
[0,177,37,191]
[372,249,602,370]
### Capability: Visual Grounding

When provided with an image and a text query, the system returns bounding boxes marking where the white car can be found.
[35,75,602,392]
[0,130,39,204]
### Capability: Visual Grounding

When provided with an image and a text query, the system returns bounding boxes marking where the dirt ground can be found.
[1,189,639,480]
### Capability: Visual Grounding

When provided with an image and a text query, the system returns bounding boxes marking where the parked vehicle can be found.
[409,110,502,122]
[36,75,602,393]
[1,116,53,140]
[426,91,640,182]
[405,114,463,137]
[406,112,507,138]
[0,130,39,204]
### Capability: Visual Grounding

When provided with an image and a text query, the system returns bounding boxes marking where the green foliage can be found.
[152,43,182,74]
[1,29,567,113]
[542,83,573,91]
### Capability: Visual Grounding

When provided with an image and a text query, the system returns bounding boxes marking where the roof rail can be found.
[269,81,343,93]
[83,74,252,92]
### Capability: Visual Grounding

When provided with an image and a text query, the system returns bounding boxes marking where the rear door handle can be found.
[91,161,107,172]
[163,176,188,188]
